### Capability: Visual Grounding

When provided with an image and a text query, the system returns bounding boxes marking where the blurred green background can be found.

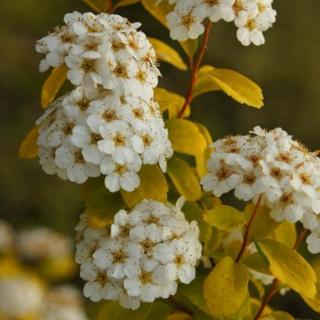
[0,0,319,318]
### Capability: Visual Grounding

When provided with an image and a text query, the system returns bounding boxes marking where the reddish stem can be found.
[105,0,113,13]
[235,194,263,263]
[253,228,309,320]
[178,22,212,118]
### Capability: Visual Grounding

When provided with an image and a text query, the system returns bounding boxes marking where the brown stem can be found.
[254,279,280,320]
[105,0,113,13]
[235,194,263,263]
[253,228,308,320]
[178,21,212,118]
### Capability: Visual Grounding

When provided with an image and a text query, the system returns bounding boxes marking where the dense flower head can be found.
[36,12,160,100]
[165,0,276,45]
[36,89,172,190]
[201,126,320,254]
[35,12,173,190]
[75,198,202,309]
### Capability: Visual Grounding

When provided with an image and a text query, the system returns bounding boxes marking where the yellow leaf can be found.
[41,66,67,108]
[154,88,190,118]
[167,313,192,320]
[244,204,280,242]
[114,0,140,10]
[193,67,220,98]
[84,180,125,228]
[141,0,173,27]
[121,165,168,208]
[19,126,39,159]
[167,157,201,201]
[97,301,152,320]
[244,252,270,275]
[302,260,320,312]
[149,37,187,70]
[203,256,249,317]
[179,39,198,58]
[167,119,207,156]
[146,302,172,320]
[258,239,316,298]
[273,221,297,248]
[194,65,263,108]
[204,205,246,231]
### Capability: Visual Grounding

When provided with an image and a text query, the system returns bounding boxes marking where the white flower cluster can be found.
[41,285,88,320]
[75,198,202,309]
[35,12,172,191]
[201,126,320,254]
[166,0,276,46]
[0,276,43,318]
[16,227,73,262]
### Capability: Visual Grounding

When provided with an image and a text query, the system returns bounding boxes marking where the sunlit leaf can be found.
[203,256,249,317]
[121,165,168,208]
[167,157,201,201]
[204,205,246,232]
[273,221,297,248]
[154,88,190,118]
[167,312,192,320]
[41,66,67,108]
[167,119,207,156]
[149,37,187,70]
[261,311,295,320]
[258,239,316,298]
[18,126,39,159]
[193,65,263,108]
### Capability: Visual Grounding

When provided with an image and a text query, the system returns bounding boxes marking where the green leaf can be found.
[154,88,190,118]
[167,119,207,156]
[182,202,212,244]
[167,157,201,201]
[82,0,106,12]
[114,0,140,10]
[258,239,317,298]
[204,205,246,232]
[84,181,124,228]
[179,39,198,58]
[149,37,187,71]
[41,66,67,108]
[244,204,280,242]
[97,302,152,320]
[18,126,39,159]
[194,65,264,108]
[145,301,172,320]
[167,313,193,320]
[244,252,270,275]
[273,221,297,248]
[203,256,249,317]
[121,165,168,208]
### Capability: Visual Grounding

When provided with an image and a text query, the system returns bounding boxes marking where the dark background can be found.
[0,1,319,318]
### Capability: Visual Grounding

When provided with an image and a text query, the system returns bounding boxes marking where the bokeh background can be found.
[0,0,320,318]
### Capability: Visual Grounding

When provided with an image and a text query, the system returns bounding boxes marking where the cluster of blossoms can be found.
[201,126,320,254]
[166,0,276,45]
[75,198,202,309]
[0,276,87,320]
[35,12,172,191]
[16,227,73,262]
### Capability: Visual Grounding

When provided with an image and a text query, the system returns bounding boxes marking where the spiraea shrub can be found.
[18,1,320,319]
